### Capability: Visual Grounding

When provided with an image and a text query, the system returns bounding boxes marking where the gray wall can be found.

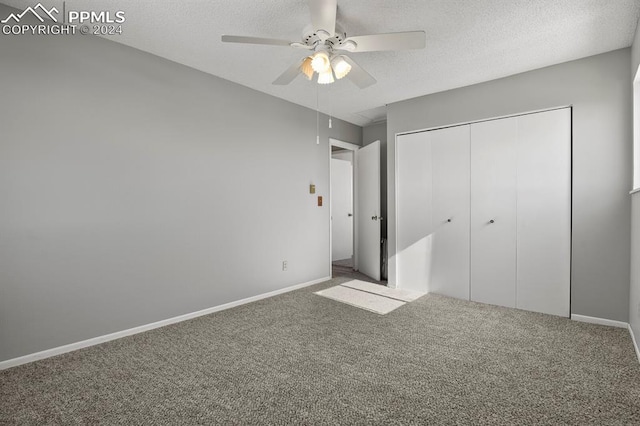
[630,17,640,342]
[0,3,361,362]
[387,49,632,322]
[363,122,387,237]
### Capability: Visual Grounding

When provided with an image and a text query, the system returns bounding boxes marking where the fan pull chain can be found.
[316,84,320,144]
[328,84,333,129]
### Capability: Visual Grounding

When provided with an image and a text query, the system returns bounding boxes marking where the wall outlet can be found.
[282,261,287,271]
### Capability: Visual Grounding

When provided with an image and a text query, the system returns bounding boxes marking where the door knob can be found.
[447,218,452,223]
[347,213,353,217]
[489,219,495,224]
[371,215,378,221]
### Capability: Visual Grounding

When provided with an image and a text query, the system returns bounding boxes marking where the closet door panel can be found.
[517,109,571,317]
[430,125,471,299]
[396,132,433,292]
[470,118,518,308]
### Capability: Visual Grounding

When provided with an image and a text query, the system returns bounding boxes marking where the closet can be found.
[396,108,571,317]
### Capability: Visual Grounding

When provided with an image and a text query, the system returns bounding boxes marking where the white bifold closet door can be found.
[516,108,571,317]
[430,125,470,299]
[396,131,432,292]
[470,117,518,308]
[396,108,570,317]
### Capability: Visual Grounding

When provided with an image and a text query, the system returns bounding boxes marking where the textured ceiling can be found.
[3,0,640,126]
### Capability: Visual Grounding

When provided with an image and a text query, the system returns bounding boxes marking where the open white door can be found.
[356,140,381,281]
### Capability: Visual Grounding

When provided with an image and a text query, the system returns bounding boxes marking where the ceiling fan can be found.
[221,0,426,89]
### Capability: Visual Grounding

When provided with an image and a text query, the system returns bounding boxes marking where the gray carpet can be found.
[2,277,639,425]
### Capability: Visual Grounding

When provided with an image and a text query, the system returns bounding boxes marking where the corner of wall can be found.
[631,15,640,74]
[629,323,640,363]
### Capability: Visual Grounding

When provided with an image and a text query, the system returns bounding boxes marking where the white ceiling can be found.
[4,0,640,126]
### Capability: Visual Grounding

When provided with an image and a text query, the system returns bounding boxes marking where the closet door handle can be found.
[447,218,452,223]
[489,219,495,224]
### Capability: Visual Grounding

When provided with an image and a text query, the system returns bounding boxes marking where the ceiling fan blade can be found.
[290,42,315,50]
[272,59,305,85]
[222,35,294,47]
[338,31,426,52]
[309,0,337,36]
[341,56,376,89]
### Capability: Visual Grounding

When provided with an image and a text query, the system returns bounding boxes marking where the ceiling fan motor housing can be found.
[302,24,346,51]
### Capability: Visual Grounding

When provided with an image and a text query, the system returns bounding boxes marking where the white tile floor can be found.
[341,280,425,302]
[315,280,426,314]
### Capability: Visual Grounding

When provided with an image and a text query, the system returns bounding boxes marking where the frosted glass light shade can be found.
[301,57,314,80]
[317,70,334,84]
[332,57,352,79]
[311,52,331,73]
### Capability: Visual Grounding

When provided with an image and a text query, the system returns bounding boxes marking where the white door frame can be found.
[329,138,361,275]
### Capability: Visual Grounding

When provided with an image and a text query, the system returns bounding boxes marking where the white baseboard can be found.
[566,315,640,364]
[0,276,330,371]
[629,324,640,363]
[570,314,628,328]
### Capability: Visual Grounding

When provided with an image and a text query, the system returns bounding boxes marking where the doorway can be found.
[329,138,384,284]
[330,140,357,275]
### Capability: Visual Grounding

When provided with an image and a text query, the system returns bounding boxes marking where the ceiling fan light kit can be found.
[304,51,351,84]
[221,0,426,89]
